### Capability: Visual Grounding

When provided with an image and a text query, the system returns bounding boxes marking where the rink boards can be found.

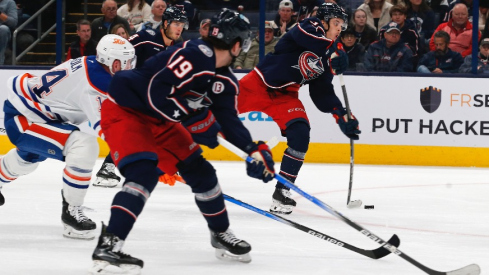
[1,69,488,167]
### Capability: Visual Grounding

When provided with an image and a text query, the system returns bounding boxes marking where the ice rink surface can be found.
[0,158,488,275]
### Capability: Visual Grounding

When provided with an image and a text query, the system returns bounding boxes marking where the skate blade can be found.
[270,200,294,215]
[63,223,95,240]
[347,200,363,209]
[89,260,142,275]
[215,248,251,263]
[93,178,119,188]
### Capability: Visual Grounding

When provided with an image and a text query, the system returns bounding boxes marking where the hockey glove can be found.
[330,42,348,75]
[181,109,221,149]
[245,141,275,183]
[332,107,361,140]
[158,173,186,186]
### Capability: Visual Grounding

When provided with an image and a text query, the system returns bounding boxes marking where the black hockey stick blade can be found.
[224,194,400,260]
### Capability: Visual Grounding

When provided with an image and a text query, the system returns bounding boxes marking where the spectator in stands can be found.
[118,0,151,34]
[91,0,131,43]
[111,23,130,39]
[429,3,480,58]
[379,5,420,59]
[137,0,166,32]
[341,27,366,71]
[459,37,489,73]
[234,21,279,70]
[291,0,323,22]
[270,0,297,37]
[364,22,414,71]
[406,0,435,44]
[478,0,489,31]
[358,0,393,33]
[350,9,377,50]
[167,0,194,27]
[66,19,97,61]
[417,30,463,73]
[445,0,473,22]
[198,18,210,38]
[0,0,17,65]
[429,0,449,24]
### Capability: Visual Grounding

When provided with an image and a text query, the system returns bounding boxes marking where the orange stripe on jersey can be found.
[29,124,71,146]
[16,115,30,132]
[64,169,91,181]
[19,73,43,112]
[84,57,107,95]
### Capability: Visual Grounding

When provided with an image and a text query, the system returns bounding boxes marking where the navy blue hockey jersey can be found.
[254,17,343,113]
[128,28,173,68]
[108,39,253,150]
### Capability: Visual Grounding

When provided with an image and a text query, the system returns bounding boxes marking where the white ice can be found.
[0,158,488,275]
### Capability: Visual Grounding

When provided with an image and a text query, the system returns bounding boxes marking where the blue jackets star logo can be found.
[173,110,181,118]
[184,91,213,109]
[292,51,325,84]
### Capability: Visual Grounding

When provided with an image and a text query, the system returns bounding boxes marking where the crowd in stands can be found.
[1,0,489,73]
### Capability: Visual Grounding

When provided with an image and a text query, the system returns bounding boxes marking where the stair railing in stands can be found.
[12,0,63,65]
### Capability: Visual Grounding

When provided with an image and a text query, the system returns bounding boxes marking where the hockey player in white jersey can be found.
[0,34,136,239]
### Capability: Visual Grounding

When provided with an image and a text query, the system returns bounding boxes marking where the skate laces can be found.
[218,230,242,246]
[104,163,116,173]
[282,189,292,198]
[68,205,90,222]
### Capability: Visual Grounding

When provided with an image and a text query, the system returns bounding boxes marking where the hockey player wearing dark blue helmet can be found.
[204,8,252,62]
[89,9,273,273]
[238,2,359,215]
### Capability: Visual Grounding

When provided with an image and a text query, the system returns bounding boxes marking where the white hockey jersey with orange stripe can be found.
[6,56,112,138]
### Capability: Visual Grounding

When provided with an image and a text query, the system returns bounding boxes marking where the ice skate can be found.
[62,194,96,240]
[270,187,296,215]
[0,187,4,206]
[89,223,144,275]
[93,163,120,188]
[210,228,252,263]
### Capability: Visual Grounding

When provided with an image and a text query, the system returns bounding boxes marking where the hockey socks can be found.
[194,184,229,232]
[276,147,305,189]
[107,160,158,240]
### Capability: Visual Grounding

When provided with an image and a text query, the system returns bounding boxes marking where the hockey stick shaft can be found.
[338,74,355,206]
[223,193,399,259]
[217,136,480,275]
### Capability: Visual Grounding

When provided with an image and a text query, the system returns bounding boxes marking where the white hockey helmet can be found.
[96,34,136,74]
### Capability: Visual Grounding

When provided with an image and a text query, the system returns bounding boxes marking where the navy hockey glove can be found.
[181,109,221,148]
[245,141,275,183]
[330,43,348,75]
[332,107,361,140]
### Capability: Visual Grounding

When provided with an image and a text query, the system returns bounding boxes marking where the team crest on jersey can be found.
[145,29,156,36]
[292,51,324,84]
[198,44,213,57]
[183,90,213,109]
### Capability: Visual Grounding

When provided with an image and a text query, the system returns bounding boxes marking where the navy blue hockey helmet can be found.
[163,6,189,30]
[316,3,348,30]
[208,9,252,52]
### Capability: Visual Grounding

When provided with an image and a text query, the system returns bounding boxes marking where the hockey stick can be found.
[223,193,400,259]
[337,74,362,209]
[217,136,481,275]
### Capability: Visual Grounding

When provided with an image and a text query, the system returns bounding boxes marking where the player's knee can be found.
[63,131,99,170]
[1,149,39,178]
[285,121,310,153]
[178,155,218,193]
[121,160,159,193]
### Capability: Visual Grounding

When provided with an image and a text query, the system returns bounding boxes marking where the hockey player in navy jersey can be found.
[89,9,275,273]
[129,6,188,68]
[92,7,189,188]
[238,3,361,215]
[0,34,136,239]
